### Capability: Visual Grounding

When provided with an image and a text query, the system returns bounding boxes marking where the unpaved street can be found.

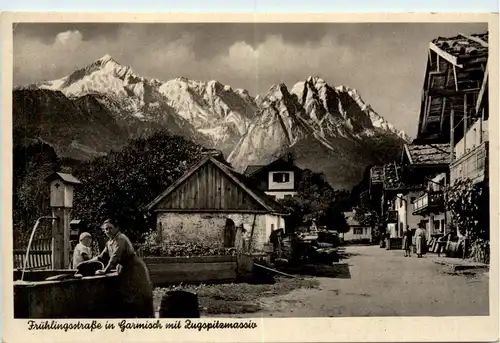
[226,245,489,317]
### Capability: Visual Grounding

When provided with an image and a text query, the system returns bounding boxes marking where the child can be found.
[72,232,93,269]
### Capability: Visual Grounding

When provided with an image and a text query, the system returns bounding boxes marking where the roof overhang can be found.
[429,42,463,68]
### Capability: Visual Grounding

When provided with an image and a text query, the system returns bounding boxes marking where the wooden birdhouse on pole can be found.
[45,172,81,269]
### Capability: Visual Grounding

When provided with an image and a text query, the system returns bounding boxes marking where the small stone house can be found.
[343,210,372,243]
[145,152,288,252]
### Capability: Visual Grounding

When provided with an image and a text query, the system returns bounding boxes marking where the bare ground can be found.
[216,245,489,318]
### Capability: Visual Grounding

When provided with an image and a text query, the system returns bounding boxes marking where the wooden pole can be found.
[453,66,459,91]
[463,95,468,155]
[480,108,484,143]
[440,97,447,133]
[248,214,257,253]
[450,108,455,164]
[51,207,70,269]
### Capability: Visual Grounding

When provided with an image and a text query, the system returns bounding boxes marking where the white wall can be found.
[268,171,295,190]
[343,226,372,241]
[455,119,489,159]
[265,190,297,200]
[395,191,422,237]
[265,214,285,241]
[387,223,398,238]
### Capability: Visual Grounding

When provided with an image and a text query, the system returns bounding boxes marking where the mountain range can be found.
[13,55,410,188]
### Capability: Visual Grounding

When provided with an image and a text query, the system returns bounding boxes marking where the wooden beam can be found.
[426,88,480,97]
[463,95,468,156]
[423,95,432,132]
[429,42,464,68]
[440,97,447,133]
[460,33,489,47]
[450,109,455,163]
[476,61,489,113]
[479,108,484,143]
[453,65,459,91]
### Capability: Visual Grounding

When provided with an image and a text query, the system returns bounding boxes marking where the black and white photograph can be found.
[2,12,498,342]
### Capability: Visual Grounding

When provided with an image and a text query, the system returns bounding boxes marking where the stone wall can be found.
[156,212,270,251]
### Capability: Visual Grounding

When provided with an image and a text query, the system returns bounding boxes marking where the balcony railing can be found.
[412,191,445,215]
[450,141,489,184]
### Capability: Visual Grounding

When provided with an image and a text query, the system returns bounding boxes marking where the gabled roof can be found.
[430,32,488,66]
[45,172,81,185]
[404,143,450,166]
[244,165,265,176]
[245,156,302,177]
[144,156,288,214]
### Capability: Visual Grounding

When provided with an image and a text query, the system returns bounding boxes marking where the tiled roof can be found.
[432,32,488,59]
[405,143,450,166]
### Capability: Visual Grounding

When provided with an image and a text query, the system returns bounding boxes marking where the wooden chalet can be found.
[145,151,288,252]
[416,32,488,147]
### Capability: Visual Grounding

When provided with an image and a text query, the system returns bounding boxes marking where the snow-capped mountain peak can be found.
[16,57,409,188]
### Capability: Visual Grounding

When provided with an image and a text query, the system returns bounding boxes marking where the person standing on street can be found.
[402,225,412,257]
[415,223,426,258]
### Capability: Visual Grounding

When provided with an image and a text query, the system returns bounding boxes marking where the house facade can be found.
[364,31,489,247]
[244,153,302,200]
[145,152,288,252]
[412,31,488,240]
[449,57,489,187]
[343,211,372,242]
[401,143,450,241]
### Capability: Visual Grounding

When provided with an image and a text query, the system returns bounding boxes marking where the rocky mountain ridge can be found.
[14,55,410,188]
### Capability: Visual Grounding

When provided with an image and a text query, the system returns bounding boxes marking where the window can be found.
[271,224,275,231]
[434,220,440,231]
[354,228,363,235]
[273,172,290,183]
[410,197,415,204]
[399,198,403,207]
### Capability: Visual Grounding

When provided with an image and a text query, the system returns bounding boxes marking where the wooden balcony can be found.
[450,141,489,184]
[412,191,445,215]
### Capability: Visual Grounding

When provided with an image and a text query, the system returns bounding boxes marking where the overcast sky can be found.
[13,22,488,137]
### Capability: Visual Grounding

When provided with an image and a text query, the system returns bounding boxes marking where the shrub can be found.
[139,230,237,257]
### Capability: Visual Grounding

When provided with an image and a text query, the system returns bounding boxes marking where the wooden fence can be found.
[13,238,52,270]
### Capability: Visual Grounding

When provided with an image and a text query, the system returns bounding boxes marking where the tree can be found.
[445,178,489,263]
[72,131,205,243]
[278,169,350,233]
[13,141,60,242]
[353,204,381,240]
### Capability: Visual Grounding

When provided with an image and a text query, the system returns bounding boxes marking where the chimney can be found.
[287,152,294,164]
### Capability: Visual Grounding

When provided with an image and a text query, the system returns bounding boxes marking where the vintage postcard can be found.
[1,12,498,343]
